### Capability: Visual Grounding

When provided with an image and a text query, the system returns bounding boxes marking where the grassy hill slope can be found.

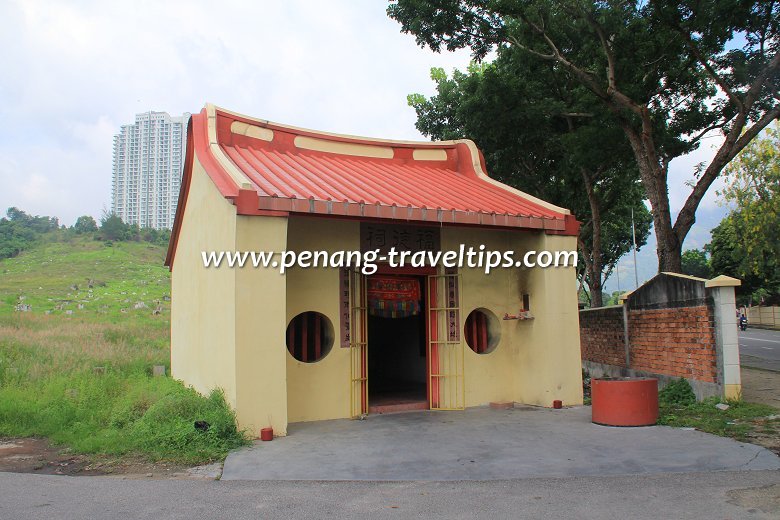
[0,237,247,463]
[0,236,170,320]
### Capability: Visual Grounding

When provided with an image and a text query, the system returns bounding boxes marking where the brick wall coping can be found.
[579,305,623,313]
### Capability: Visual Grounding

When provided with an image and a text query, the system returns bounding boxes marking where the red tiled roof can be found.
[223,144,556,219]
[166,104,578,267]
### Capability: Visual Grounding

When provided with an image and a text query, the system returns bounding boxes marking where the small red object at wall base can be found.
[260,427,273,441]
[553,400,563,409]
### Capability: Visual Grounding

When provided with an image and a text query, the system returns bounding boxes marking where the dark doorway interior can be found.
[367,276,427,411]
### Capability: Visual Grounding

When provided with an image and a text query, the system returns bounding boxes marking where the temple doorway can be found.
[366,274,428,413]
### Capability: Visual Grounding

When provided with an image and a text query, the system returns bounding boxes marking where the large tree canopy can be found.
[389,0,780,273]
[710,122,780,303]
[408,53,651,306]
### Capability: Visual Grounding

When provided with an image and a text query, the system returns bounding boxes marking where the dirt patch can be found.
[0,438,219,479]
[740,422,780,456]
[727,483,780,516]
[0,438,100,476]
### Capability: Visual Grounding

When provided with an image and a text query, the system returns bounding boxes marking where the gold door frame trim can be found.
[427,272,465,411]
[348,270,368,418]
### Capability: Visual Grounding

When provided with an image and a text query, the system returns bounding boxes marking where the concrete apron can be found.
[221,406,780,481]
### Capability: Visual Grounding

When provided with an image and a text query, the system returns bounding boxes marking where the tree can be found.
[73,215,98,234]
[388,0,780,273]
[5,207,28,222]
[0,218,35,259]
[710,123,780,303]
[5,207,58,233]
[604,291,625,306]
[100,212,132,241]
[709,214,771,304]
[0,207,59,259]
[681,249,712,278]
[139,227,171,246]
[408,56,651,306]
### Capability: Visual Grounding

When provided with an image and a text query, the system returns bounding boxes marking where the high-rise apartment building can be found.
[111,111,190,229]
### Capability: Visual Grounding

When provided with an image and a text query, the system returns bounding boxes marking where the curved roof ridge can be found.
[209,102,463,149]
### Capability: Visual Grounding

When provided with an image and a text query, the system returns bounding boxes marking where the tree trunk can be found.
[620,120,684,273]
[581,168,604,307]
[588,265,604,307]
[651,201,683,273]
[506,15,780,278]
[656,226,683,272]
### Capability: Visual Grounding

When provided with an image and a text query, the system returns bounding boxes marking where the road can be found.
[1,470,779,519]
[740,328,780,371]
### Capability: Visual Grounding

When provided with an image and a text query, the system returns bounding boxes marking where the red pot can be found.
[260,427,273,441]
[591,378,658,427]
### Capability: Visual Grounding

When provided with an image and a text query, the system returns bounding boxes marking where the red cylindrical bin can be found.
[553,400,563,409]
[591,378,658,427]
[260,427,273,441]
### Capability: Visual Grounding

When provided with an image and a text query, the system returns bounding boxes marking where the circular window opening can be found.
[286,311,334,363]
[464,308,501,354]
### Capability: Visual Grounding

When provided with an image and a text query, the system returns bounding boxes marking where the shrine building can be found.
[166,104,583,435]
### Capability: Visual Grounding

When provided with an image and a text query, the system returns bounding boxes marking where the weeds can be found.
[659,378,696,406]
[0,316,249,464]
[0,240,249,464]
[657,378,778,443]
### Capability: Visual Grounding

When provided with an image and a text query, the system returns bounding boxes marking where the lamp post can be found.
[631,208,639,289]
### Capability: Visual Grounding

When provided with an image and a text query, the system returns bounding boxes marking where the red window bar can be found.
[287,312,324,362]
[465,311,489,354]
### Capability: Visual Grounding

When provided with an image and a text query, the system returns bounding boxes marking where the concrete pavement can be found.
[222,406,780,481]
[1,470,779,519]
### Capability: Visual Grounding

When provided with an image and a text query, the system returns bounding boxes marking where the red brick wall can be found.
[579,306,627,368]
[627,305,717,382]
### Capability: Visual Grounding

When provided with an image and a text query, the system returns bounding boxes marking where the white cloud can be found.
[0,0,732,247]
[0,0,472,225]
[667,134,730,214]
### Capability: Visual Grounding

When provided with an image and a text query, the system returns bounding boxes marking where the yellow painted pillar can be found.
[513,233,583,407]
[233,215,290,436]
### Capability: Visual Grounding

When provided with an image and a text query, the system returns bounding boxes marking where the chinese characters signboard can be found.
[360,223,440,255]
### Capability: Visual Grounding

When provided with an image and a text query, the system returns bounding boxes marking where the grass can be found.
[0,237,249,464]
[657,378,780,444]
[658,398,779,442]
[0,235,171,322]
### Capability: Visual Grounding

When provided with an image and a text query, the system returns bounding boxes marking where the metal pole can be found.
[631,208,639,289]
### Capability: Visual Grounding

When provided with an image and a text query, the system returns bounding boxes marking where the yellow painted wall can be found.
[285,217,359,423]
[439,227,582,408]
[170,157,238,409]
[171,157,291,435]
[233,215,290,435]
[511,233,584,406]
[439,228,518,406]
[282,220,583,424]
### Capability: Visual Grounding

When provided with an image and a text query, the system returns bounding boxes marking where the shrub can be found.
[659,378,696,406]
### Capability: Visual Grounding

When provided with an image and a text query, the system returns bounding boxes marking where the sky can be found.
[0,0,730,285]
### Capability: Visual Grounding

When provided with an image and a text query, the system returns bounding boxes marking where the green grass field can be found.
[0,236,248,464]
